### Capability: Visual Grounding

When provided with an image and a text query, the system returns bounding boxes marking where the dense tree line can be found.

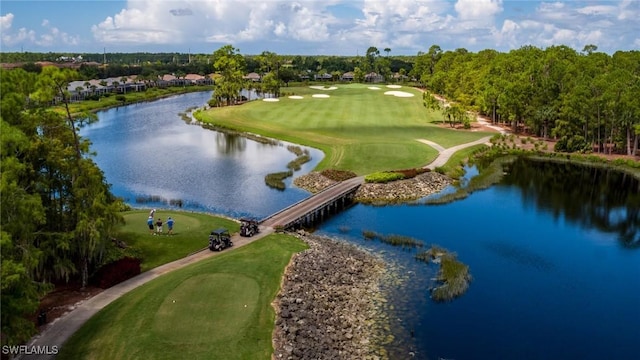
[414,45,640,155]
[1,67,124,346]
[2,50,414,83]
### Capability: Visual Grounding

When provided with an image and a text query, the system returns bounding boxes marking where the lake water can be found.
[82,93,640,359]
[316,158,640,360]
[80,91,323,219]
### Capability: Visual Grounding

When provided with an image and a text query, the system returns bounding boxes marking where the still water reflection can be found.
[80,91,323,219]
[317,159,640,360]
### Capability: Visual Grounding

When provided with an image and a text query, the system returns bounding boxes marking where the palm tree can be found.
[384,48,391,57]
[75,86,84,101]
[120,76,128,93]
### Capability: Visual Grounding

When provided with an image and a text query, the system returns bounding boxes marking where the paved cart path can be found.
[418,136,493,170]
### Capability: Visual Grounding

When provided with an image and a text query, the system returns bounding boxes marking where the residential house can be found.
[341,72,355,81]
[243,72,262,82]
[365,72,384,83]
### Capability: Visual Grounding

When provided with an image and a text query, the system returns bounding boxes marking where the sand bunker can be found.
[312,94,330,98]
[289,95,304,99]
[386,85,402,89]
[263,98,280,102]
[309,86,338,90]
[384,91,415,98]
[368,86,381,90]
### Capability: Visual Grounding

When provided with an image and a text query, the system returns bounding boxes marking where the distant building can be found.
[315,72,332,81]
[341,72,355,81]
[365,72,384,83]
[243,72,262,82]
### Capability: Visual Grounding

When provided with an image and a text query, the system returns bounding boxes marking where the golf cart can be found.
[240,218,260,237]
[208,228,233,251]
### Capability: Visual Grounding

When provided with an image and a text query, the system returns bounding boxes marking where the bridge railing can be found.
[260,176,363,226]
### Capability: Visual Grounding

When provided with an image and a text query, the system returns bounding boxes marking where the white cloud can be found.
[577,5,617,16]
[494,19,520,48]
[1,12,78,48]
[1,13,14,31]
[92,0,337,47]
[454,0,502,20]
[491,0,639,52]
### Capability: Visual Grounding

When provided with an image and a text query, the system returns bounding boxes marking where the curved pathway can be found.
[419,136,493,170]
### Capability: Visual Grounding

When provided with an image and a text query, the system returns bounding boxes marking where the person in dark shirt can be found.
[155,218,163,234]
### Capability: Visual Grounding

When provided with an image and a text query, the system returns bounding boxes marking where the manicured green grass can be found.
[196,84,492,175]
[59,233,307,360]
[116,210,240,271]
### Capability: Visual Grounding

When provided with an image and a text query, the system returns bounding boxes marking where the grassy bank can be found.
[195,84,492,175]
[115,210,239,271]
[60,85,213,115]
[59,233,307,360]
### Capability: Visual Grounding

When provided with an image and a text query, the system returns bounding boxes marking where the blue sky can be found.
[1,0,638,55]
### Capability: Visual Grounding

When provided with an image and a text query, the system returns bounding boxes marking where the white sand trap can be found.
[289,95,304,99]
[309,86,338,90]
[312,94,330,98]
[263,98,280,102]
[384,91,415,98]
[368,86,381,90]
[386,85,402,89]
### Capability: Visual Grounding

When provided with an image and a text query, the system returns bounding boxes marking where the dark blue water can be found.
[80,91,323,219]
[317,160,640,360]
[81,93,640,359]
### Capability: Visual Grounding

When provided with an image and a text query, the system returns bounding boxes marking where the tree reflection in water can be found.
[216,132,246,154]
[501,158,639,248]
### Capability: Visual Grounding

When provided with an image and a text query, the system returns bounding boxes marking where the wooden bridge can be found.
[261,176,364,230]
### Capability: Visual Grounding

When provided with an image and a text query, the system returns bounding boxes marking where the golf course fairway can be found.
[195,84,493,175]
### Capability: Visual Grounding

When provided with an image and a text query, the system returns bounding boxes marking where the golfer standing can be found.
[167,217,175,235]
[147,216,154,234]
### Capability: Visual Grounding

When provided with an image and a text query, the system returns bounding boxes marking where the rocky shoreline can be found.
[272,233,390,360]
[294,171,452,203]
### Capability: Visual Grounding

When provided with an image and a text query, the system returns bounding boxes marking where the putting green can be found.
[154,273,259,344]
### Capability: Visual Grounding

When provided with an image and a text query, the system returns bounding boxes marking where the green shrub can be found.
[364,171,405,183]
[394,168,429,178]
[463,117,471,129]
[555,135,589,153]
[320,169,358,181]
[613,158,640,168]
